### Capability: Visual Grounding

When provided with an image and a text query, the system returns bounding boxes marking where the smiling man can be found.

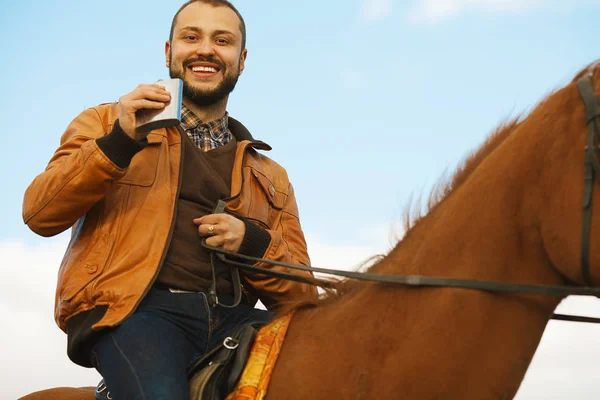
[22,1,317,399]
[167,2,246,112]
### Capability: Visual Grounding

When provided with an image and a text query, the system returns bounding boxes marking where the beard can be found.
[169,55,240,107]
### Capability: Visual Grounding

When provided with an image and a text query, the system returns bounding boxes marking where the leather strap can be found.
[201,246,600,323]
[206,200,243,308]
[577,77,600,286]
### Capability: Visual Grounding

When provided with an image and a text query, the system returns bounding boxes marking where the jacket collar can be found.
[228,117,272,151]
[152,115,272,150]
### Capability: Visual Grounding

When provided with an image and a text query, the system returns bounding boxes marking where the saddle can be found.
[188,324,258,399]
[94,324,258,400]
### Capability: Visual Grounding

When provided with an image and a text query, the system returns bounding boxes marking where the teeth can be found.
[192,66,217,73]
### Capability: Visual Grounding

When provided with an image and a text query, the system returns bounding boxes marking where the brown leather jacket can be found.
[23,103,316,333]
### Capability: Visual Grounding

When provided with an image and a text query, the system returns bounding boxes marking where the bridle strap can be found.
[577,77,600,286]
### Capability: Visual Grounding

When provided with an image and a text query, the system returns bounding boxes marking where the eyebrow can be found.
[179,26,236,37]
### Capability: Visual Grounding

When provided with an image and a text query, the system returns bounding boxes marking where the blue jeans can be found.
[91,287,273,400]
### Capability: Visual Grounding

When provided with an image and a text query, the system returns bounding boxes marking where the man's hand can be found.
[118,84,171,140]
[194,214,246,253]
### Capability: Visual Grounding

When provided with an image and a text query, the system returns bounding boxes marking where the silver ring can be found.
[224,337,239,350]
[208,224,214,234]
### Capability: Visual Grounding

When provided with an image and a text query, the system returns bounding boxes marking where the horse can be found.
[21,60,600,400]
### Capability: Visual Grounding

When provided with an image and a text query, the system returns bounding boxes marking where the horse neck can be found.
[272,121,568,400]
[369,141,564,398]
[373,128,568,397]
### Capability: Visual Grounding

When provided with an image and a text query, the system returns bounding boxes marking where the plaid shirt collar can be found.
[180,104,232,152]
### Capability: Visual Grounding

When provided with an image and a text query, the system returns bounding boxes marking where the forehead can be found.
[174,2,242,37]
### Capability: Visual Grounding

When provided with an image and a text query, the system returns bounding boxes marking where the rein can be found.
[204,76,600,324]
[203,241,600,324]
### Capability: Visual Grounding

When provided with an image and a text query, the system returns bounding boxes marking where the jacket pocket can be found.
[117,136,162,187]
[248,169,286,228]
[60,234,114,301]
[251,169,285,209]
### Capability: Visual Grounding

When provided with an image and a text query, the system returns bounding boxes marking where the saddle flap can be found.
[189,363,221,400]
[188,324,258,400]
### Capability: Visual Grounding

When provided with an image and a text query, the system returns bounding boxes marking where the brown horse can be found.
[22,60,600,400]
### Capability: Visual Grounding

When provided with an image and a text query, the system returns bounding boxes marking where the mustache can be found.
[182,56,225,70]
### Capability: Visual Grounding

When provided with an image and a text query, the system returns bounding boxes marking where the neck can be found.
[183,96,228,123]
[268,126,565,400]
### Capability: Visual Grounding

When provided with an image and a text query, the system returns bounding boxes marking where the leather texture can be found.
[23,102,317,332]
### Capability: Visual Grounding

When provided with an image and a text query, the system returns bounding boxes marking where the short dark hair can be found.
[169,0,246,50]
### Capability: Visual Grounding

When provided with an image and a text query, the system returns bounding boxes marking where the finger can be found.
[205,235,224,248]
[222,241,242,253]
[134,87,171,102]
[126,99,167,112]
[137,83,171,94]
[119,92,168,109]
[123,86,170,103]
[221,234,243,253]
[198,223,219,237]
[196,214,225,225]
[150,83,169,90]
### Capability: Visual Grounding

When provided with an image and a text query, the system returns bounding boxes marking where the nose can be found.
[194,38,215,56]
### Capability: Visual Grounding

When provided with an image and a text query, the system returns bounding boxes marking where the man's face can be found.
[166,2,247,107]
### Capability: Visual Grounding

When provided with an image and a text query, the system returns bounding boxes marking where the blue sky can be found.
[1,0,597,244]
[1,0,600,398]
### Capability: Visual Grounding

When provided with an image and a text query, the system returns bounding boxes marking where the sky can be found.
[1,0,599,398]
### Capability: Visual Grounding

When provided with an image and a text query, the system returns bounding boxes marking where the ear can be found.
[239,48,248,76]
[165,41,171,68]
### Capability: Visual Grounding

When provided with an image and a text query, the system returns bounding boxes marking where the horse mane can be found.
[278,60,600,313]
[403,59,600,235]
[283,112,532,313]
[403,117,522,234]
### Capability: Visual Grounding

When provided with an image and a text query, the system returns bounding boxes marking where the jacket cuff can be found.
[96,119,148,168]
[238,220,271,260]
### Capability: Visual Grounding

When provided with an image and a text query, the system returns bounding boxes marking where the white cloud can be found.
[306,223,393,274]
[0,237,100,399]
[4,236,600,398]
[516,297,600,399]
[361,0,393,21]
[409,0,598,23]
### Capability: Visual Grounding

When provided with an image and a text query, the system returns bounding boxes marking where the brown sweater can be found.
[157,132,238,293]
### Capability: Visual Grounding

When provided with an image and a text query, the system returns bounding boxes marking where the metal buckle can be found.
[95,380,113,400]
[168,287,195,294]
[223,337,239,350]
[208,290,219,307]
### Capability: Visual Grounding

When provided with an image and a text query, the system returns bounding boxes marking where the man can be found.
[22,1,317,398]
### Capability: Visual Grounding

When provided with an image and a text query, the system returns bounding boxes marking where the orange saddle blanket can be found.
[225,313,292,400]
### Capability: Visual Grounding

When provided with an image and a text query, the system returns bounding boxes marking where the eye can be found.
[215,38,229,45]
[184,35,198,41]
